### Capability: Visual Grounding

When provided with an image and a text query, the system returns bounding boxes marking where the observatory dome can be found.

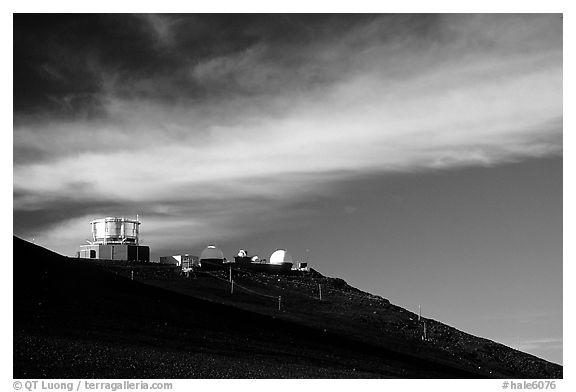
[200,245,224,261]
[269,249,293,265]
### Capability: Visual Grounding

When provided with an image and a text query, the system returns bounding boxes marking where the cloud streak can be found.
[13,14,562,255]
[518,338,563,352]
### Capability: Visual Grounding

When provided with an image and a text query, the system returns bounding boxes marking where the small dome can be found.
[269,249,293,265]
[237,249,247,257]
[200,245,224,261]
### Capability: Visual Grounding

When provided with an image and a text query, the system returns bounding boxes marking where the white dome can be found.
[200,245,224,260]
[269,249,293,265]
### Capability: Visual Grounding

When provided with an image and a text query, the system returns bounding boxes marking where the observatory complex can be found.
[77,217,150,262]
[232,248,303,273]
[76,216,308,274]
[158,246,306,274]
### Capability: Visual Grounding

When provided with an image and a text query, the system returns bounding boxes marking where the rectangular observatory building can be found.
[159,254,200,270]
[78,217,150,262]
[78,244,150,262]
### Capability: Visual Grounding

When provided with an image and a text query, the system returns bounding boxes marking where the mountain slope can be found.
[13,237,561,378]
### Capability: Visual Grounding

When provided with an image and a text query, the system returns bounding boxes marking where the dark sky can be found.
[13,14,562,363]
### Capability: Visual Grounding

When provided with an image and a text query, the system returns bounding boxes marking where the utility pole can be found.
[229,265,232,283]
[231,280,234,294]
[418,305,421,322]
[423,321,427,341]
[136,214,140,262]
[319,284,323,301]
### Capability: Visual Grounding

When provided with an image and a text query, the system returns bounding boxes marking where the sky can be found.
[12,14,563,364]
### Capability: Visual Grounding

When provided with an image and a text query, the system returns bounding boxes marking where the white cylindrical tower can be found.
[90,217,140,245]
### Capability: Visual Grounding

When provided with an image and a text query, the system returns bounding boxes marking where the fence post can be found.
[278,296,282,311]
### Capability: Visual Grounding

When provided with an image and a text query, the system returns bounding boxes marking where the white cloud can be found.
[14,59,561,203]
[13,14,562,254]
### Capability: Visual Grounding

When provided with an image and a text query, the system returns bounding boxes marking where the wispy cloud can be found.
[517,337,563,352]
[13,14,562,254]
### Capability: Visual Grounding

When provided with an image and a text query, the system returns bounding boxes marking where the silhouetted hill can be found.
[13,237,561,378]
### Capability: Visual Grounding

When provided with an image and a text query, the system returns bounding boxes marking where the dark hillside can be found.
[13,237,561,378]
[128,268,561,378]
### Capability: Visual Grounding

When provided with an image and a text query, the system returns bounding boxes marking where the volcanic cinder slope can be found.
[13,237,562,378]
